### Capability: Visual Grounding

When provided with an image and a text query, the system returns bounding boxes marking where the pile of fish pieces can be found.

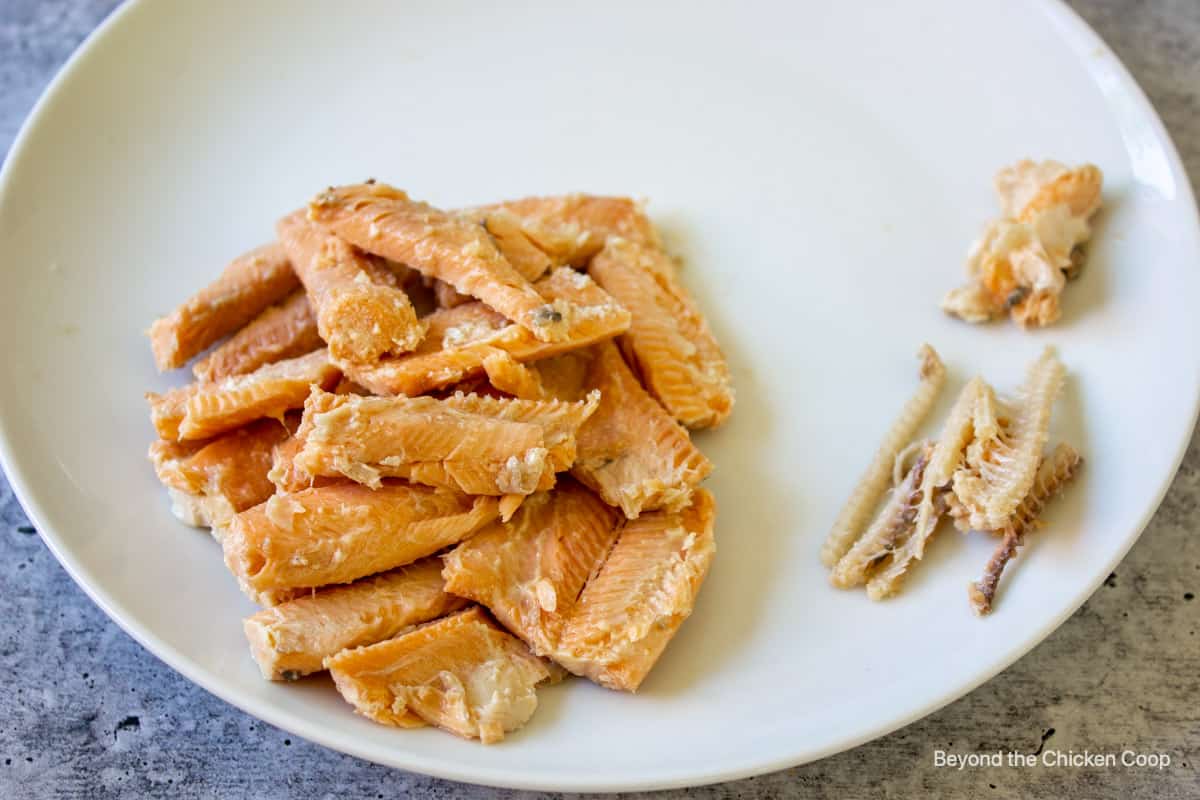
[822,345,1081,614]
[144,186,735,743]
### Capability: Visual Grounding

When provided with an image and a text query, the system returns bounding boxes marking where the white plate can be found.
[1,0,1197,791]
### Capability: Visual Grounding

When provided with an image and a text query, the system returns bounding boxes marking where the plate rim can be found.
[0,0,1197,791]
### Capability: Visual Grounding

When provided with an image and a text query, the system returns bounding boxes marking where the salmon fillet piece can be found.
[268,380,364,493]
[308,183,568,342]
[267,431,320,494]
[570,341,712,518]
[440,390,600,474]
[326,606,551,742]
[530,351,595,401]
[148,242,299,371]
[343,267,630,396]
[473,194,661,266]
[243,557,468,680]
[147,349,340,441]
[467,208,556,281]
[432,279,472,309]
[148,418,291,528]
[191,290,322,382]
[442,480,620,656]
[147,437,208,492]
[590,238,733,428]
[149,438,220,525]
[145,384,199,441]
[553,489,716,691]
[480,351,546,399]
[277,211,425,364]
[296,391,550,495]
[291,388,599,496]
[220,482,498,605]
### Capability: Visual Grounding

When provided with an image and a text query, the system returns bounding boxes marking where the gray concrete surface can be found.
[1,1,1197,797]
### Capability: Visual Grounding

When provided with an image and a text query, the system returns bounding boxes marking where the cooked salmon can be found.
[473,194,661,266]
[191,291,322,382]
[145,383,200,441]
[291,388,598,496]
[163,489,219,530]
[497,494,526,523]
[471,208,555,281]
[147,437,209,493]
[570,341,712,518]
[220,482,497,605]
[243,557,468,680]
[148,418,291,528]
[589,238,733,428]
[148,242,299,371]
[441,390,600,474]
[480,350,546,400]
[151,349,340,441]
[442,480,620,655]
[277,211,425,364]
[529,351,595,401]
[326,606,551,742]
[267,380,377,493]
[267,431,314,493]
[553,488,716,691]
[308,183,568,342]
[432,278,472,309]
[295,391,551,495]
[342,267,630,396]
[141,182,733,739]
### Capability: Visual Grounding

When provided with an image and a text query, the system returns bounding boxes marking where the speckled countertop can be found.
[1,1,1197,798]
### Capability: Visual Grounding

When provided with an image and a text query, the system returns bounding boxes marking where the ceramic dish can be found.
[0,0,1196,791]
